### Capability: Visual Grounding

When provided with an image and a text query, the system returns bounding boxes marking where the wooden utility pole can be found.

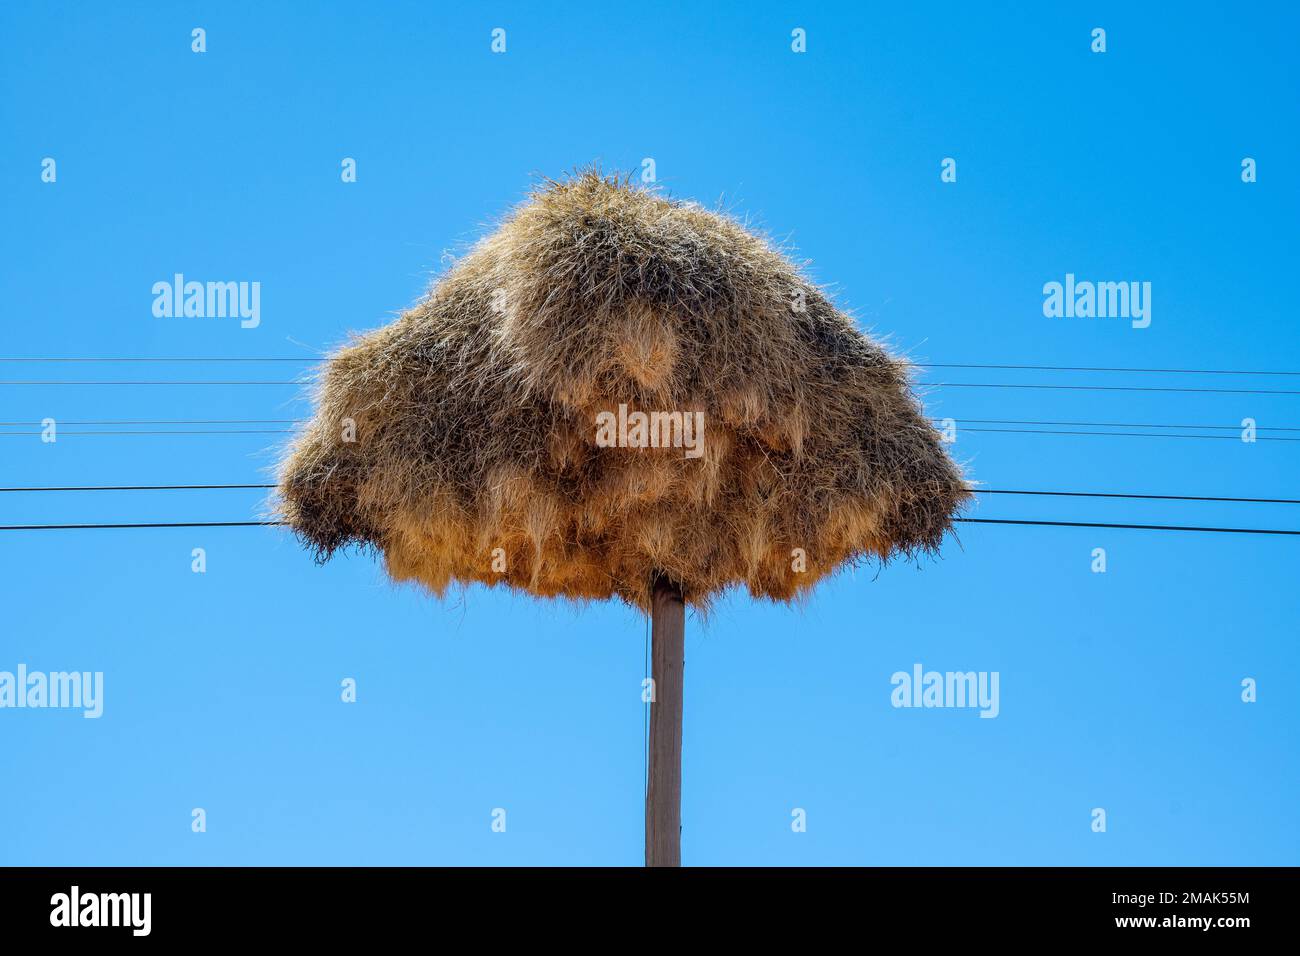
[646,573,685,867]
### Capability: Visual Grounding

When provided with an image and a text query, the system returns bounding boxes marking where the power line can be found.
[0,521,284,530]
[3,428,1273,443]
[0,358,312,363]
[3,378,1300,395]
[0,426,1295,441]
[0,429,293,436]
[958,427,1300,441]
[0,415,1293,433]
[932,417,1300,432]
[971,489,1300,505]
[954,518,1299,536]
[922,382,1300,396]
[2,484,1297,504]
[0,483,277,492]
[5,358,1300,377]
[3,378,1297,394]
[2,415,1291,430]
[0,381,302,386]
[2,517,1295,535]
[0,420,301,426]
[917,363,1300,376]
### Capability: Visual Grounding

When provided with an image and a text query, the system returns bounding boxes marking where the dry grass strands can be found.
[277,171,969,610]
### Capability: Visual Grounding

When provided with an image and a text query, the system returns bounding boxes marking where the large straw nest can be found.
[277,171,969,610]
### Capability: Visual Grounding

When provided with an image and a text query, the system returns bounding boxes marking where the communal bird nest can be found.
[276,171,969,609]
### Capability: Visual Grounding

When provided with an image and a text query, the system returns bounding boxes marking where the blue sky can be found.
[1,1,1297,865]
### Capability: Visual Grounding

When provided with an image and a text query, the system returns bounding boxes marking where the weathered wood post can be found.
[646,573,685,867]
